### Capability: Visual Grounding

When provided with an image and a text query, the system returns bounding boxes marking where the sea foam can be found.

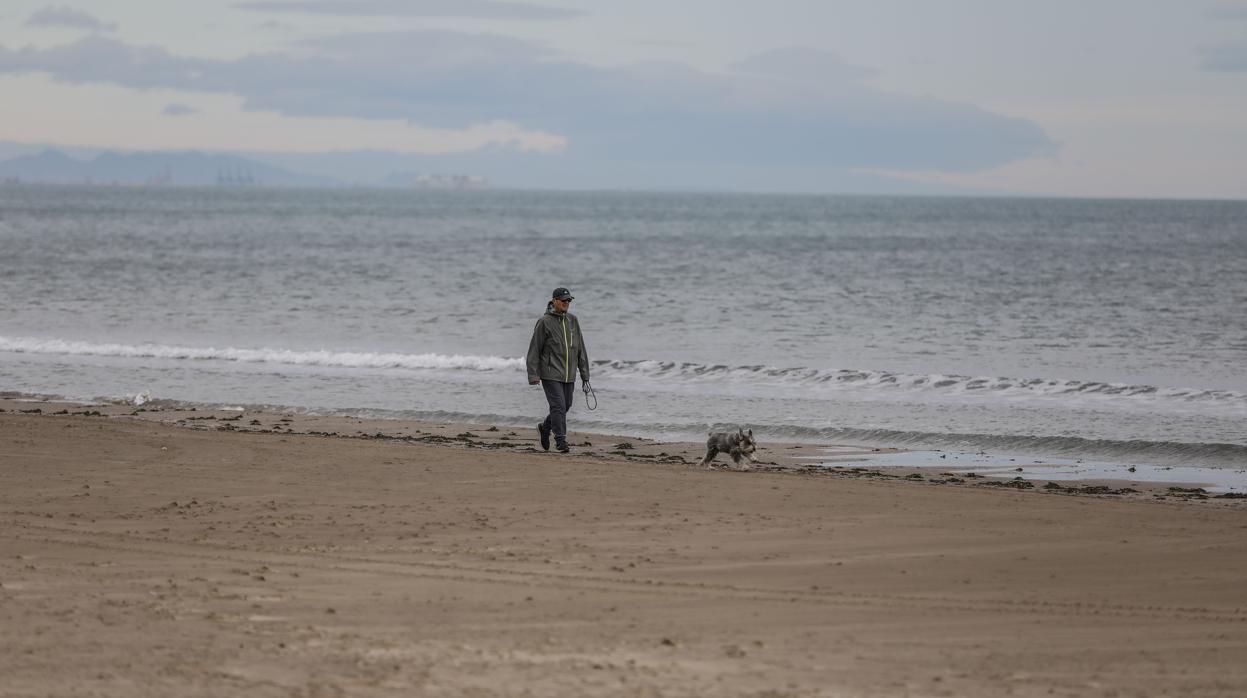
[0,336,523,372]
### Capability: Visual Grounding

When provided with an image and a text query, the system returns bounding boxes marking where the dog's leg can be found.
[729,449,751,471]
[700,447,718,468]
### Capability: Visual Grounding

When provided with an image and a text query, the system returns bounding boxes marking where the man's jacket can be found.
[527,308,590,384]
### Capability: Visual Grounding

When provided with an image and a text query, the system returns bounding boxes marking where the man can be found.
[527,287,590,453]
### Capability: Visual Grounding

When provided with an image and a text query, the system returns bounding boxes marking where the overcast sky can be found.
[2,0,1246,198]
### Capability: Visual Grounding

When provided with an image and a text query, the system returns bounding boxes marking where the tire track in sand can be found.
[5,518,1246,624]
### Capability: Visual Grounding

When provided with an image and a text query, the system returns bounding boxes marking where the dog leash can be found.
[582,381,598,411]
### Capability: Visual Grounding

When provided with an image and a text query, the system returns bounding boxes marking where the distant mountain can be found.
[0,149,83,182]
[248,148,1000,196]
[0,149,340,187]
[0,140,1007,195]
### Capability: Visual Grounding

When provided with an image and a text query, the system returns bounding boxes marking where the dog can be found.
[699,428,758,470]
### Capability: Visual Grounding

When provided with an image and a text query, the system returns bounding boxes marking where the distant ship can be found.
[216,167,260,187]
[410,174,487,190]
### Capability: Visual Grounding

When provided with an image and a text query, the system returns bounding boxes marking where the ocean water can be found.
[1,186,1245,468]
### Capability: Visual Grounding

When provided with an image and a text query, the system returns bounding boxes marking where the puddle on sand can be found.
[804,448,1247,494]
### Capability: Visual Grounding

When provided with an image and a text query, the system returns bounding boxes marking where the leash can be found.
[582,381,598,411]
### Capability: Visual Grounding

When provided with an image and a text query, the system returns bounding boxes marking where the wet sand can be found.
[2,401,1246,697]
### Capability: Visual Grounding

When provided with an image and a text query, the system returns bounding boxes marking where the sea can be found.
[2,186,1245,476]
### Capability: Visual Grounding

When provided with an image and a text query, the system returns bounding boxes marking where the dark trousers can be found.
[541,379,575,444]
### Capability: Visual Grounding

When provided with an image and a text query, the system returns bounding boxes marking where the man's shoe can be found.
[538,423,550,451]
[555,441,570,453]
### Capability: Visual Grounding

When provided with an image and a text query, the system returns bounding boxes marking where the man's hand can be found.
[530,379,540,385]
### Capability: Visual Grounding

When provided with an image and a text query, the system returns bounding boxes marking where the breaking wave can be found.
[594,359,1247,408]
[0,335,522,372]
[3,335,1244,410]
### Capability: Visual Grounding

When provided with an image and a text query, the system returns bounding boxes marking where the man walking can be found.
[527,287,590,453]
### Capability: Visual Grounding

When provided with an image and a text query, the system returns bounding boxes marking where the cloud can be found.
[730,47,876,86]
[0,32,1054,174]
[25,5,117,32]
[1200,5,1247,71]
[1202,40,1247,70]
[0,36,216,90]
[162,103,199,117]
[1207,4,1247,19]
[233,0,583,20]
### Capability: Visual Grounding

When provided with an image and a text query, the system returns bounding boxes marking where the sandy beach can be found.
[2,401,1246,697]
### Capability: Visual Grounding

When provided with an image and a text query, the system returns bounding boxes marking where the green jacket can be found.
[527,308,590,384]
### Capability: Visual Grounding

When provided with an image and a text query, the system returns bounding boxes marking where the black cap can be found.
[552,287,574,301]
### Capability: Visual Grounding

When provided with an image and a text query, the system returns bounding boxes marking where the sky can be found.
[1,0,1246,198]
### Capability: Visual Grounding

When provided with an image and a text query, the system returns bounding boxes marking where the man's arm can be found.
[526,320,544,384]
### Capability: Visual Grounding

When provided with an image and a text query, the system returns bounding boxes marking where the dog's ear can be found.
[747,429,753,438]
[737,427,744,436]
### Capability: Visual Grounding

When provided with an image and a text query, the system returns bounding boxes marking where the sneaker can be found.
[555,441,570,453]
[538,422,550,451]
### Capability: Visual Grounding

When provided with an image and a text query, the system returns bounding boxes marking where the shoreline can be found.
[2,396,1242,504]
[2,399,1246,696]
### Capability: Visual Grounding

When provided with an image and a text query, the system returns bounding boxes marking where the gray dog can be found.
[699,428,758,470]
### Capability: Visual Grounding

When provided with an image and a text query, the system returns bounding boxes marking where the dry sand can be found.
[2,400,1246,697]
